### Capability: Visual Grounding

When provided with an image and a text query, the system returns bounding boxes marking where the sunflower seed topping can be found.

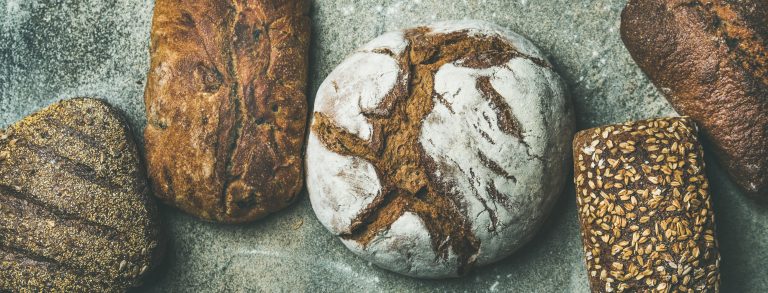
[573,117,720,292]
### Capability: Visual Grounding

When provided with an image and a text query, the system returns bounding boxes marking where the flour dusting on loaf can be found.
[423,56,569,264]
[307,31,408,233]
[428,20,545,59]
[306,134,382,234]
[313,52,402,141]
[307,20,573,278]
[341,212,461,277]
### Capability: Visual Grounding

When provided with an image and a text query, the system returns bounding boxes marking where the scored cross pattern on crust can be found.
[312,27,545,274]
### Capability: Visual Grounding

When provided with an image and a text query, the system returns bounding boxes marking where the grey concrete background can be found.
[1,0,766,292]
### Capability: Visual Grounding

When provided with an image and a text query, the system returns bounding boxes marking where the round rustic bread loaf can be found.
[0,98,163,291]
[306,20,574,278]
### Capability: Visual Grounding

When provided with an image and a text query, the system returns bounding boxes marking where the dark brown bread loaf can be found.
[573,117,720,292]
[621,0,768,200]
[0,98,163,292]
[143,0,311,223]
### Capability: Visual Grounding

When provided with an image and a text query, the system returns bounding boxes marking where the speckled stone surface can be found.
[1,0,766,292]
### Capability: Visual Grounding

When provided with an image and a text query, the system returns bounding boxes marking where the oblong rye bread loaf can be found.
[620,0,768,200]
[143,0,311,222]
[0,98,163,292]
[573,117,720,292]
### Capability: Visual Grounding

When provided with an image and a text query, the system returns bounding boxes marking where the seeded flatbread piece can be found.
[0,98,163,292]
[573,117,720,292]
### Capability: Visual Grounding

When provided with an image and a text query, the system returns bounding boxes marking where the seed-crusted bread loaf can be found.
[0,98,163,292]
[143,0,311,223]
[573,117,720,292]
[621,0,768,200]
[307,20,573,278]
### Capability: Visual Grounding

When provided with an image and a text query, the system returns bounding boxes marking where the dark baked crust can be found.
[0,98,163,292]
[620,0,768,200]
[573,117,720,292]
[143,0,310,223]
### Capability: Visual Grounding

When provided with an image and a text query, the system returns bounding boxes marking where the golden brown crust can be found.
[0,98,163,292]
[620,0,768,200]
[573,117,720,292]
[143,0,310,223]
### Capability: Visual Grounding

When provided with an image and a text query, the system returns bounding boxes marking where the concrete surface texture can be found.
[1,0,766,292]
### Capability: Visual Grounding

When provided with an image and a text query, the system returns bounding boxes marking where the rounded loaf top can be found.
[0,98,163,291]
[306,20,574,278]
